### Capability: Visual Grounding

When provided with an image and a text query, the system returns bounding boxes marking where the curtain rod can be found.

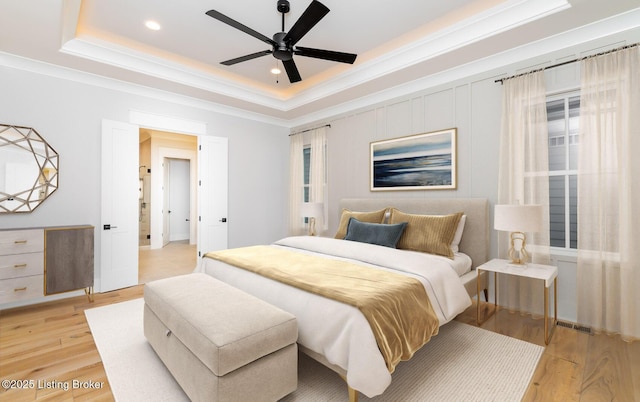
[495,42,639,84]
[289,124,331,136]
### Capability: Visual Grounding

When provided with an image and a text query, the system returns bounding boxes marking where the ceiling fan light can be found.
[145,20,161,31]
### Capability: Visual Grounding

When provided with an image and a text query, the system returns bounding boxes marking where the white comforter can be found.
[195,236,471,397]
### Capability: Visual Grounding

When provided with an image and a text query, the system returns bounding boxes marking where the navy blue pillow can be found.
[344,217,408,248]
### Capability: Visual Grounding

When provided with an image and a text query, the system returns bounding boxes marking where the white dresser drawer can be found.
[0,252,44,280]
[0,229,44,256]
[0,275,44,303]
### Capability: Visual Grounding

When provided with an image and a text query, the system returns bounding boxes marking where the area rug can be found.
[85,299,544,401]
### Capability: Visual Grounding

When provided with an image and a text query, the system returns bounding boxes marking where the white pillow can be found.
[450,215,466,253]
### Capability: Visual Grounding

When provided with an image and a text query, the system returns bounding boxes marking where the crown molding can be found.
[60,37,290,111]
[4,4,637,130]
[285,0,571,110]
[0,51,291,127]
[58,0,569,113]
[288,7,640,128]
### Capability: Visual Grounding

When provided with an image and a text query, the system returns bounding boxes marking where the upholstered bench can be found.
[143,273,298,402]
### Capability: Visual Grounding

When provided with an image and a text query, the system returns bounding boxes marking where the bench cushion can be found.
[144,273,297,376]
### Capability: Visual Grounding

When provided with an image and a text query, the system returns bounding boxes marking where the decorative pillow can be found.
[344,218,408,248]
[451,215,467,253]
[334,208,387,239]
[389,208,463,258]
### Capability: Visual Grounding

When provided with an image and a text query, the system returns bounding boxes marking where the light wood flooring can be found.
[138,240,197,284]
[1,259,638,401]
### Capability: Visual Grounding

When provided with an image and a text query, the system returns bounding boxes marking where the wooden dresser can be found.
[0,226,94,304]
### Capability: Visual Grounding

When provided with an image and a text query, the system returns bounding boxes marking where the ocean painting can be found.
[370,128,457,190]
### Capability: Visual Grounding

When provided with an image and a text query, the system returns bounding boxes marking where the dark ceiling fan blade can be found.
[206,10,276,46]
[294,47,357,64]
[221,50,273,66]
[283,0,329,46]
[282,59,302,83]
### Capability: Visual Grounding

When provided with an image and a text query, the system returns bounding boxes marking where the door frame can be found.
[100,112,206,291]
[130,111,206,253]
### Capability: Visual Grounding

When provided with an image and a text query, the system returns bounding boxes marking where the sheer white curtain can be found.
[288,133,304,235]
[577,46,640,341]
[309,127,327,232]
[288,127,328,236]
[497,71,550,313]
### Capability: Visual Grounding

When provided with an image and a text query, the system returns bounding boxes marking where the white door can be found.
[162,158,170,247]
[101,119,139,291]
[198,135,228,257]
[168,159,190,241]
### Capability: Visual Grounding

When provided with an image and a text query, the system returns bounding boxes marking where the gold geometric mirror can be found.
[0,124,59,213]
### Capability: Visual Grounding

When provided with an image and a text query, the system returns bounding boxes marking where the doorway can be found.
[101,114,228,292]
[138,129,197,284]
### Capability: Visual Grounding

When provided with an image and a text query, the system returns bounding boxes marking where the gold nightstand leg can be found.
[477,270,497,326]
[544,278,558,345]
[477,269,481,324]
[544,286,548,342]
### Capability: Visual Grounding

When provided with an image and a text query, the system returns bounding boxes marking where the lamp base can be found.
[307,217,316,236]
[508,231,529,265]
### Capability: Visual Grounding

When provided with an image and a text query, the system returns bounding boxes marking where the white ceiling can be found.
[1,0,640,125]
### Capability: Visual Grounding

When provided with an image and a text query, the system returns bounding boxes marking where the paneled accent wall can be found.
[304,33,640,323]
[324,78,502,248]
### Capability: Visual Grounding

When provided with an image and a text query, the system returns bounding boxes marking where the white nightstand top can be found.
[478,258,558,287]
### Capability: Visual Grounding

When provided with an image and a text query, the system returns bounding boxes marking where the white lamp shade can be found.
[494,204,543,233]
[300,202,324,219]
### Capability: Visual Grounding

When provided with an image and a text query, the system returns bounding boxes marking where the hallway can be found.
[138,241,197,284]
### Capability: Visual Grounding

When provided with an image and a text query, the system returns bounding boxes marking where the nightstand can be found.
[477,258,558,345]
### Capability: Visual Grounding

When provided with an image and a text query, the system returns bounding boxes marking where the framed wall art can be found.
[370,128,457,191]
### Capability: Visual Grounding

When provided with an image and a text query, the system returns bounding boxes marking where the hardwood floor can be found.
[138,240,197,284]
[455,305,640,402]
[1,274,638,401]
[0,285,142,401]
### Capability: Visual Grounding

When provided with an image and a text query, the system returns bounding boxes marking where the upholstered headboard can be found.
[339,198,489,269]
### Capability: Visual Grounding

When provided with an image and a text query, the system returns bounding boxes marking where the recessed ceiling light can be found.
[145,20,161,31]
[270,67,281,75]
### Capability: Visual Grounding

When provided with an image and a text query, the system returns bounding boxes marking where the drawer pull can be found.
[14,240,28,244]
[14,264,28,268]
[14,287,27,292]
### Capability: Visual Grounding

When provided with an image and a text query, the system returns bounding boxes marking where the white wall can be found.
[0,66,290,300]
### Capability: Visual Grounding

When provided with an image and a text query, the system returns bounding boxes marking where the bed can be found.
[196,198,489,400]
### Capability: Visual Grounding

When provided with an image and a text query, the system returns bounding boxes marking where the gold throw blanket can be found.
[204,245,439,372]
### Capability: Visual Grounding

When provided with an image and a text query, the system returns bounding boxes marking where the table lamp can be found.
[494,204,543,265]
[300,202,323,236]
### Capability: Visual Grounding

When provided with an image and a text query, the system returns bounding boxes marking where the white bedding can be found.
[451,252,473,276]
[195,236,472,397]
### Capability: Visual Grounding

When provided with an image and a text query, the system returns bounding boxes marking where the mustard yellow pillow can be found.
[389,208,463,258]
[335,208,388,239]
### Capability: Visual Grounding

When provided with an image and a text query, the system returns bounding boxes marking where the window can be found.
[303,146,311,202]
[302,144,327,225]
[546,92,579,249]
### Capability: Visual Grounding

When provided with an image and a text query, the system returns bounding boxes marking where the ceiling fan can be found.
[205,0,357,83]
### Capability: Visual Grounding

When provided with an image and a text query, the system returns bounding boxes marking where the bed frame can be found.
[326,197,490,402]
